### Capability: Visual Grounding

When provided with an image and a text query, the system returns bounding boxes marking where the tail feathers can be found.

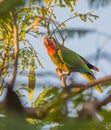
[80,56,99,72]
[80,73,103,93]
[94,85,103,93]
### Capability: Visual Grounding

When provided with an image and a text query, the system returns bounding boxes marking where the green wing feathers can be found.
[79,56,99,72]
[58,46,82,68]
[57,45,102,93]
[58,45,93,75]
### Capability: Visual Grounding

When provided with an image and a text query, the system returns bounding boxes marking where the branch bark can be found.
[9,11,19,89]
[70,75,111,92]
[96,94,111,110]
[24,107,46,119]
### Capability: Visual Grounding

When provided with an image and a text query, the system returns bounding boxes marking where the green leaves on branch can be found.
[34,87,66,121]
[75,12,99,22]
[34,87,58,108]
[0,0,26,16]
[44,0,77,11]
[19,44,43,71]
[28,58,36,101]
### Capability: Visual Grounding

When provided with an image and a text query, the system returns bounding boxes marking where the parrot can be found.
[42,35,103,93]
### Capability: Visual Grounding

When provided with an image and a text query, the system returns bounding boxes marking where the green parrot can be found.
[42,35,103,93]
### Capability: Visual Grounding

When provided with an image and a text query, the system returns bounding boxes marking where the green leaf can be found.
[44,0,52,6]
[28,58,36,101]
[75,12,99,22]
[64,0,73,11]
[72,0,77,6]
[34,87,52,107]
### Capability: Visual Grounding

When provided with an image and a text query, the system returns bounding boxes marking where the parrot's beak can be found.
[42,36,48,46]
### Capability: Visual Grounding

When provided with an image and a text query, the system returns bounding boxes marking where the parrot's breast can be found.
[46,45,56,55]
[49,53,71,72]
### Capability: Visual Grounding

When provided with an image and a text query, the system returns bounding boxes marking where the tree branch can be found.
[9,11,19,89]
[24,107,46,119]
[70,75,111,92]
[96,94,111,110]
[84,75,111,90]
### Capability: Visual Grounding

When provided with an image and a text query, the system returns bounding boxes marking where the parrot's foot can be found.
[56,68,68,88]
[56,68,67,80]
[56,68,68,80]
[56,68,62,79]
[60,73,68,81]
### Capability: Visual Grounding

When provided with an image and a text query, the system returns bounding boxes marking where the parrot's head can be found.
[42,35,57,55]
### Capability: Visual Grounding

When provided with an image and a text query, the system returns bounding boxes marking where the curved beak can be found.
[42,35,48,46]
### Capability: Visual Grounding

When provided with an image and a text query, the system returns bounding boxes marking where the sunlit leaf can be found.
[44,0,52,6]
[28,57,35,101]
[75,12,99,22]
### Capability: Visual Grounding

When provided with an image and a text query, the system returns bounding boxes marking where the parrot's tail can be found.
[80,73,103,93]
